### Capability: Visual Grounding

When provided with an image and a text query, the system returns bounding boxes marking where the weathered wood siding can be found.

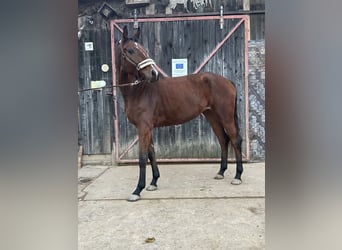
[250,0,265,40]
[113,17,247,161]
[78,0,265,160]
[78,16,114,154]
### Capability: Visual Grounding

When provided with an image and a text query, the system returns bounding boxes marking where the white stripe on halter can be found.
[136,58,155,71]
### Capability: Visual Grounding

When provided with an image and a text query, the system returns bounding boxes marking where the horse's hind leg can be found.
[224,121,243,185]
[203,110,229,179]
[146,141,159,191]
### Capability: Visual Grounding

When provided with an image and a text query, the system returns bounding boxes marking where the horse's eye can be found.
[127,49,134,54]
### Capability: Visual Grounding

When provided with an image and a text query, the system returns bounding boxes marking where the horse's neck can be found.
[118,72,145,101]
[118,72,132,97]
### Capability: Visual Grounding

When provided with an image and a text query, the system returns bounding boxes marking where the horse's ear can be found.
[122,25,128,42]
[133,27,140,42]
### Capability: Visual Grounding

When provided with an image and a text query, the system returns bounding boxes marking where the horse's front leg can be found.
[127,127,152,202]
[146,141,159,191]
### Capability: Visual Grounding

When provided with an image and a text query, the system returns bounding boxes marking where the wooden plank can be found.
[243,0,250,40]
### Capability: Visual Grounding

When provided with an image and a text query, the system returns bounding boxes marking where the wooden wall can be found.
[78,0,265,160]
[78,15,114,154]
[250,0,265,40]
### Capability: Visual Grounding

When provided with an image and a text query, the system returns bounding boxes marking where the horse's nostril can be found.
[152,69,158,80]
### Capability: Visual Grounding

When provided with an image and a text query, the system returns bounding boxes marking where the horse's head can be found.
[118,26,159,83]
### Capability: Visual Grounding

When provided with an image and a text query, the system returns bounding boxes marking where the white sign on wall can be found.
[169,0,212,10]
[84,42,94,51]
[172,58,188,77]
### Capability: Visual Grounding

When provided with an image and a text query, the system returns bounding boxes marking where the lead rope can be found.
[77,80,141,93]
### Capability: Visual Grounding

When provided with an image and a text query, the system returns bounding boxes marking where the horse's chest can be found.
[124,101,150,125]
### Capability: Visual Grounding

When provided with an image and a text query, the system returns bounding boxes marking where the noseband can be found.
[136,58,155,71]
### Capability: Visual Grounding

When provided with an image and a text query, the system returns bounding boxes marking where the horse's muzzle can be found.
[140,67,159,83]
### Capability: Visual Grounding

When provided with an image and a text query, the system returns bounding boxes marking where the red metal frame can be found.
[111,15,250,163]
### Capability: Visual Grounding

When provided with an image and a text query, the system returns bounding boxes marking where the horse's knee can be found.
[148,143,155,157]
[139,152,148,164]
[235,134,242,148]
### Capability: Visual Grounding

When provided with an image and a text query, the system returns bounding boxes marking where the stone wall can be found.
[248,40,265,161]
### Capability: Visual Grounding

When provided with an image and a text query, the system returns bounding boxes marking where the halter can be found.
[120,43,156,72]
[118,40,158,87]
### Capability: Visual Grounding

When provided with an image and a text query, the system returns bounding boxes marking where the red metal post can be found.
[243,16,250,161]
[111,22,120,162]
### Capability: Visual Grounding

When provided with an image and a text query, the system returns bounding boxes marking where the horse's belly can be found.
[154,107,207,127]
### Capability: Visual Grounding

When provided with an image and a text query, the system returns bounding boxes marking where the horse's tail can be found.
[233,82,240,135]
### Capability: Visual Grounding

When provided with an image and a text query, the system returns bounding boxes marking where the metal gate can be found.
[110,15,249,163]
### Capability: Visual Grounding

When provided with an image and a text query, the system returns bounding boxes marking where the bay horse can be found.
[117,26,243,201]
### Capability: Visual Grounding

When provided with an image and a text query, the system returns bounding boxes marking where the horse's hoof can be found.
[127,194,140,202]
[146,185,158,191]
[214,174,224,180]
[231,178,242,185]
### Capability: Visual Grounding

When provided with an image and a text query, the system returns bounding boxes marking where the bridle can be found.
[120,42,156,74]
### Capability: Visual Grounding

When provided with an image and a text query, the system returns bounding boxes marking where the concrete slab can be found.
[78,163,265,249]
[78,165,109,199]
[82,163,264,200]
[78,165,109,181]
[79,199,265,250]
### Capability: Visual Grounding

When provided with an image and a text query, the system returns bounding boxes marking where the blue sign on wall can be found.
[172,59,188,77]
[175,63,184,69]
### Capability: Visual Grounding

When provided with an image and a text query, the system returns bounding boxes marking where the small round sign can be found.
[101,64,109,72]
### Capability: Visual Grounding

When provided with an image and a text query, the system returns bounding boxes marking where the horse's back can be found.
[190,72,237,100]
[199,72,236,90]
[157,72,236,104]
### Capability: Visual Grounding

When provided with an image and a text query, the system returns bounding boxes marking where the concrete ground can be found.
[78,163,265,250]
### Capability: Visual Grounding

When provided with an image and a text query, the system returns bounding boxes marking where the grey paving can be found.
[78,163,265,250]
